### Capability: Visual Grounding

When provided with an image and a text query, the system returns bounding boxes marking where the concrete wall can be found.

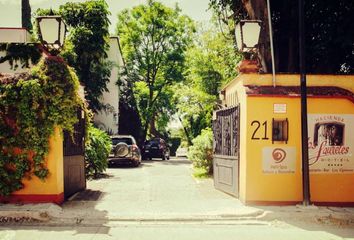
[93,37,124,134]
[0,51,32,73]
[0,28,33,73]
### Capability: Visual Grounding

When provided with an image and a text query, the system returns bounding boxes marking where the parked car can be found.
[108,135,141,167]
[142,138,170,160]
[176,147,188,158]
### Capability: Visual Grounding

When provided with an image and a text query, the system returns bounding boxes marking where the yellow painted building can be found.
[218,74,354,205]
[1,128,65,204]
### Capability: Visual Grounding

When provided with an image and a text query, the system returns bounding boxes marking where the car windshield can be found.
[146,139,160,145]
[112,137,133,145]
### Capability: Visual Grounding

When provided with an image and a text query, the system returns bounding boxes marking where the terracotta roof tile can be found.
[245,86,354,103]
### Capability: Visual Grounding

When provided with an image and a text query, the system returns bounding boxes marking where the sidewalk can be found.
[1,201,354,227]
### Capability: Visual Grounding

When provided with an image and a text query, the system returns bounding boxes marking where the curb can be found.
[0,210,50,223]
[0,210,266,225]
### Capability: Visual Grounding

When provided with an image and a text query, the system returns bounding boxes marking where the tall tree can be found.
[59,0,112,111]
[175,26,241,144]
[35,1,112,111]
[116,0,195,143]
[21,0,32,31]
[209,0,354,74]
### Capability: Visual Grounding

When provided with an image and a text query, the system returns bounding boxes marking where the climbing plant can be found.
[0,43,41,70]
[0,56,85,196]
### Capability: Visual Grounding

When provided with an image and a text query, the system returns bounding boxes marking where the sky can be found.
[0,0,212,33]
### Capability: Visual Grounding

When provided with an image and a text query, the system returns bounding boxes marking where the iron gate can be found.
[213,106,240,197]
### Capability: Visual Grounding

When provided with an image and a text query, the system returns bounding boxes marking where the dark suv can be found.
[108,135,141,167]
[142,138,170,160]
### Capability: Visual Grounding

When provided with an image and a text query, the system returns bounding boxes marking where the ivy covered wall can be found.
[0,56,86,196]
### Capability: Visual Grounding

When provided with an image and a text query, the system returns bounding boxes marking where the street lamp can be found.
[36,15,66,54]
[235,20,262,52]
[235,20,262,73]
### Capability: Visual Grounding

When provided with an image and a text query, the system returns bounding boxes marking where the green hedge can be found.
[187,128,213,175]
[85,126,111,179]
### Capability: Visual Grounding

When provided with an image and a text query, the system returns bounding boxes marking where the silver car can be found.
[108,135,141,167]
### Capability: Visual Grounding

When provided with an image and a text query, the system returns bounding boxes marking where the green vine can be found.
[0,43,41,70]
[0,56,85,196]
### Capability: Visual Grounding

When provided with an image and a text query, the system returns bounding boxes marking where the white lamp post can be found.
[36,15,66,54]
[235,20,262,52]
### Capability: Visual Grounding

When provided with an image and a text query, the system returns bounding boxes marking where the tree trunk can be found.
[149,113,162,138]
[177,115,193,146]
[21,0,32,31]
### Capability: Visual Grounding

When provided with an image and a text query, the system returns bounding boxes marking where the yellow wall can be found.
[14,127,64,195]
[308,98,354,203]
[223,74,354,204]
[245,96,303,203]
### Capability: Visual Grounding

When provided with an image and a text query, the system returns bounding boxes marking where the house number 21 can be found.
[251,120,269,140]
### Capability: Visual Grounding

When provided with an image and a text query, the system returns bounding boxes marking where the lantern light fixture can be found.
[36,15,67,54]
[235,20,262,52]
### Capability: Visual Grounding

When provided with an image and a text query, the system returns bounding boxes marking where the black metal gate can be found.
[63,109,86,199]
[213,106,240,197]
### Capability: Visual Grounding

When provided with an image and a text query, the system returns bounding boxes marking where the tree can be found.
[175,26,241,144]
[209,0,354,74]
[34,1,112,112]
[59,0,112,111]
[116,0,195,143]
[21,0,32,31]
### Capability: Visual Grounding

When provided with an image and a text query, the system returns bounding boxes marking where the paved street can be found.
[1,157,354,239]
[58,157,260,221]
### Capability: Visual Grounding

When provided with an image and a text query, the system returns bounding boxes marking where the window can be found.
[112,137,133,145]
[272,118,288,144]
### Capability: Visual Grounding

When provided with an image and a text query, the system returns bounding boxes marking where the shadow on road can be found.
[142,158,191,166]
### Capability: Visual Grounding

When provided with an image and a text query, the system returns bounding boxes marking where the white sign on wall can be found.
[263,147,296,174]
[273,103,287,114]
[308,114,354,174]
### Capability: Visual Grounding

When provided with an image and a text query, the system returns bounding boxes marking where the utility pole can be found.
[299,0,311,206]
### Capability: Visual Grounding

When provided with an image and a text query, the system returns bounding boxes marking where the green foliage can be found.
[0,43,41,70]
[193,167,211,179]
[85,125,111,179]
[116,0,195,142]
[175,84,215,144]
[187,128,213,175]
[175,26,240,144]
[0,56,84,196]
[209,0,354,73]
[50,0,111,111]
[187,28,242,87]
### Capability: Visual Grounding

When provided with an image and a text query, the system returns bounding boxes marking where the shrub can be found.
[187,128,213,175]
[85,126,111,178]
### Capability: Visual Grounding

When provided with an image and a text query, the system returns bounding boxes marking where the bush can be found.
[85,126,111,178]
[187,128,213,175]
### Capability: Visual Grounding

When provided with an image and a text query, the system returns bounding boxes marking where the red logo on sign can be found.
[272,148,286,163]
